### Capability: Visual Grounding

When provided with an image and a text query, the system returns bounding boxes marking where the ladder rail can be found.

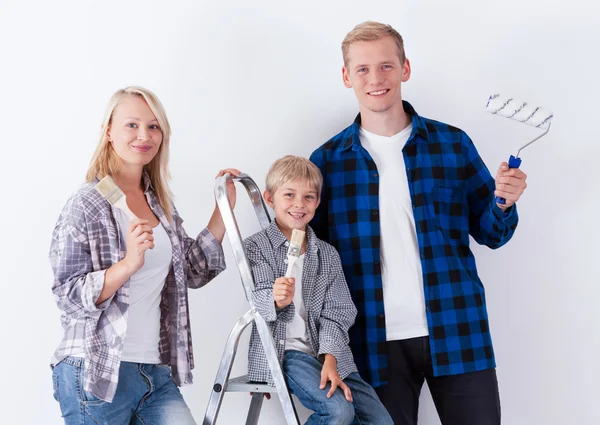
[203,173,300,425]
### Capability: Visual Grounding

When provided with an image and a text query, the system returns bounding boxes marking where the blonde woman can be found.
[49,86,239,425]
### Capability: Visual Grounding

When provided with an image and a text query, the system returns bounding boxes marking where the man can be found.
[309,21,527,425]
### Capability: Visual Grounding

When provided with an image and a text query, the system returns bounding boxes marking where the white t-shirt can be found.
[359,125,429,341]
[285,254,314,355]
[115,208,173,364]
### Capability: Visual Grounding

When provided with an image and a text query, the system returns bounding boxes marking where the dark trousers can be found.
[375,336,501,425]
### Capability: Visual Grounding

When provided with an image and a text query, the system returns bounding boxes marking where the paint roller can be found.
[485,94,554,204]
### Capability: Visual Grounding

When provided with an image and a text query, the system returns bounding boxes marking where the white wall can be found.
[1,0,598,423]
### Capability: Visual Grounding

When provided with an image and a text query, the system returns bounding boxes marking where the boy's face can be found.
[342,36,411,115]
[264,180,320,239]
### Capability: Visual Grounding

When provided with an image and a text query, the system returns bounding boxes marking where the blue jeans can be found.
[52,357,196,425]
[283,350,393,425]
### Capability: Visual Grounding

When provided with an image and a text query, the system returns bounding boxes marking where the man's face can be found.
[342,36,411,114]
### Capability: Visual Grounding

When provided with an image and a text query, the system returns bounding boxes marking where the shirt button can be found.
[379,314,384,318]
[374,173,378,178]
[279,340,285,345]
[284,241,289,247]
[372,211,378,216]
[420,253,424,259]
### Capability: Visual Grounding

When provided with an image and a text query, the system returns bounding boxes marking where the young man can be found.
[244,155,393,425]
[309,21,528,425]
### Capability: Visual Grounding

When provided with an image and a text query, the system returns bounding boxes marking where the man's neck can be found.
[359,101,411,137]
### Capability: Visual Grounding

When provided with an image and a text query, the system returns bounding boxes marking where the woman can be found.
[49,86,239,424]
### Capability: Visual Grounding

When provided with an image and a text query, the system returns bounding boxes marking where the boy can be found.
[244,155,392,425]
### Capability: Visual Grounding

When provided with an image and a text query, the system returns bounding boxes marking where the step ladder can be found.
[202,173,301,425]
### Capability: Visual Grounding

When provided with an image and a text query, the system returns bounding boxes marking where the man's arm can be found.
[462,132,521,248]
[309,148,330,242]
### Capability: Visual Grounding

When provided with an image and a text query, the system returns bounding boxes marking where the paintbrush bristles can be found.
[287,229,306,257]
[94,175,125,205]
[94,175,137,220]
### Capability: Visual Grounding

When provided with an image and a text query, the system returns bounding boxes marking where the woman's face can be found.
[107,95,162,169]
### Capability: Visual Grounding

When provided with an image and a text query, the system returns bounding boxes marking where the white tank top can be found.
[115,208,172,364]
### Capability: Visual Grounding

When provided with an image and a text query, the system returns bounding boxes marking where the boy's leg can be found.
[283,350,355,425]
[342,372,393,425]
[426,368,501,425]
[374,337,428,425]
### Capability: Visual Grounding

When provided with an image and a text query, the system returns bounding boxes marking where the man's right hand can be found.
[273,277,295,309]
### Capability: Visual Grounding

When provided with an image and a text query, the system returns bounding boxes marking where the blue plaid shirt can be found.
[309,101,518,388]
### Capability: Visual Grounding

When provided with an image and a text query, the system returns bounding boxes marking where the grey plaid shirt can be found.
[49,174,225,402]
[244,221,358,385]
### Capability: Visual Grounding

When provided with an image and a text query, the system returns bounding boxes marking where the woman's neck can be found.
[113,166,144,194]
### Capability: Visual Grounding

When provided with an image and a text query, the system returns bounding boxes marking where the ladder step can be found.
[226,375,277,393]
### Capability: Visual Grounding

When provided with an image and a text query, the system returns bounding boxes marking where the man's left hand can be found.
[495,162,528,210]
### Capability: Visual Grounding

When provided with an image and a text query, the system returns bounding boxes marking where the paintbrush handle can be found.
[285,256,298,278]
[115,197,138,220]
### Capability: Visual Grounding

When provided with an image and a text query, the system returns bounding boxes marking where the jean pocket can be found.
[52,371,60,403]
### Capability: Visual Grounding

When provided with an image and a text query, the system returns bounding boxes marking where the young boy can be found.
[243,155,392,425]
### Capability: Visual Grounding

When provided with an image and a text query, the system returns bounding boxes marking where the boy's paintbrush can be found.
[284,229,305,278]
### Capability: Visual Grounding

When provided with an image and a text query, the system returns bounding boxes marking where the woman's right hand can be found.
[122,219,154,273]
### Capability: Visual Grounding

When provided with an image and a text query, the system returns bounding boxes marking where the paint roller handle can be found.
[495,155,522,205]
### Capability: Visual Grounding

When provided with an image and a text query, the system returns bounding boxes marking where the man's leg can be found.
[427,367,501,425]
[374,337,428,425]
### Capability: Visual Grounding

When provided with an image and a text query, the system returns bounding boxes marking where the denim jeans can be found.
[283,350,393,425]
[52,357,196,425]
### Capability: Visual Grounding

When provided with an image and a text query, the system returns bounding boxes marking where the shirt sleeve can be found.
[177,214,226,289]
[49,196,113,319]
[317,249,357,360]
[309,147,330,243]
[462,132,519,248]
[244,238,295,323]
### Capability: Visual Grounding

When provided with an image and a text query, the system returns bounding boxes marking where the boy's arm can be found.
[244,238,295,323]
[317,249,357,361]
[462,132,519,248]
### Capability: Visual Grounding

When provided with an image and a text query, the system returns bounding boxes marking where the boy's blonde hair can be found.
[266,155,323,196]
[342,21,406,66]
[85,86,174,222]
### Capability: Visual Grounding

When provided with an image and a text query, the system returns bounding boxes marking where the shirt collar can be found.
[265,220,318,254]
[342,100,429,151]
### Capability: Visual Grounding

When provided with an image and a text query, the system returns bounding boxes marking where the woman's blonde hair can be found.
[342,21,406,66]
[266,155,323,196]
[85,86,174,222]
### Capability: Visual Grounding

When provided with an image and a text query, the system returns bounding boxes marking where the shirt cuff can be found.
[197,227,226,271]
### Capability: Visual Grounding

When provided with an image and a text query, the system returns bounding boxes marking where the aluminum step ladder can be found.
[202,173,301,425]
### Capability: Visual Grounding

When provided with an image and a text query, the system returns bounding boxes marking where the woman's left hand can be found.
[215,168,241,209]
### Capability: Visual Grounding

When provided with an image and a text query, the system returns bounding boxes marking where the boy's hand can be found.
[320,354,352,402]
[273,277,295,309]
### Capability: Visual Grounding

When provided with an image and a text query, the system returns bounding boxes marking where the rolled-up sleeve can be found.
[49,201,112,318]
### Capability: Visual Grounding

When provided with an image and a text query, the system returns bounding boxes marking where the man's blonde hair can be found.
[266,155,323,196]
[342,21,406,66]
[85,86,174,222]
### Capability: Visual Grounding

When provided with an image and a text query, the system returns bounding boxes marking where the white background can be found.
[1,1,598,424]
